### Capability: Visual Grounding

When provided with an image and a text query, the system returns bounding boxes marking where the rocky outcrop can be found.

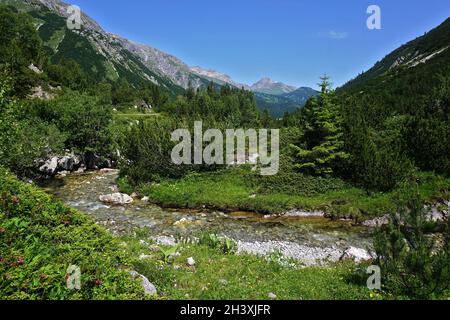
[29,86,55,100]
[425,202,449,222]
[36,151,115,178]
[362,215,390,228]
[84,153,112,170]
[57,154,82,172]
[38,153,83,177]
[362,202,449,228]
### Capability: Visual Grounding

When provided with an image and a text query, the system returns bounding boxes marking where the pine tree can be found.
[374,188,450,298]
[291,76,349,176]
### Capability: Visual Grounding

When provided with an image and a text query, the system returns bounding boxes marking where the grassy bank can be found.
[131,167,450,221]
[0,167,144,300]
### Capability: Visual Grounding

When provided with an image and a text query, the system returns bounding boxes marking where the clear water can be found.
[40,170,373,253]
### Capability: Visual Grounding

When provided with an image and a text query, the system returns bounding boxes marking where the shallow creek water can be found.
[41,170,373,266]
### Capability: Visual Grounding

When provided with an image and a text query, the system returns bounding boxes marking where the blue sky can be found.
[71,0,449,89]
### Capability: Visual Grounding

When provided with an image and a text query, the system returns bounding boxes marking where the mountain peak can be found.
[252,77,275,87]
[251,78,297,95]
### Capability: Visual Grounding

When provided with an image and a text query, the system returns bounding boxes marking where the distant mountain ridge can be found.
[250,77,297,95]
[281,87,319,103]
[2,0,318,114]
[190,66,318,115]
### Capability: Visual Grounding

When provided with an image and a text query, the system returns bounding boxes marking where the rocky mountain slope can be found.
[2,0,209,95]
[3,0,318,114]
[341,17,450,92]
[190,66,250,89]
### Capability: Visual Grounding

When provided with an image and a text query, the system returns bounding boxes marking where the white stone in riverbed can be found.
[99,193,133,205]
[340,246,372,262]
[236,240,353,266]
[281,209,325,218]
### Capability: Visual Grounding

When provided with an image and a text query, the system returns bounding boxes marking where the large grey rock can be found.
[39,157,59,176]
[99,193,133,205]
[57,154,81,172]
[236,240,345,266]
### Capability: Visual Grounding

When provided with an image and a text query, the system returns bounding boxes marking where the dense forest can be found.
[0,4,449,300]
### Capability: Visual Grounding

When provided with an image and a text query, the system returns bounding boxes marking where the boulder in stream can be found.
[99,193,133,205]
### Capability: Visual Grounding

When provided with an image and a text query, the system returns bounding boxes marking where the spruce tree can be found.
[291,76,349,176]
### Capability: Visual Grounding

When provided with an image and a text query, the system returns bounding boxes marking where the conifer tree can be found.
[291,76,349,176]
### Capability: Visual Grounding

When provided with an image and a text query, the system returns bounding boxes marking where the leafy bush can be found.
[0,73,65,177]
[199,233,237,254]
[28,91,113,156]
[118,117,190,184]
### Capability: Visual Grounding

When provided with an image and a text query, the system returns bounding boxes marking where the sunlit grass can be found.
[139,168,450,219]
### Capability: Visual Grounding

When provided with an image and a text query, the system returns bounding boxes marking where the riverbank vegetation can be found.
[0,167,144,299]
[130,168,450,220]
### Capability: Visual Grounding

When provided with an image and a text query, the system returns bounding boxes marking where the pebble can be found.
[268,293,277,299]
[187,257,196,266]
